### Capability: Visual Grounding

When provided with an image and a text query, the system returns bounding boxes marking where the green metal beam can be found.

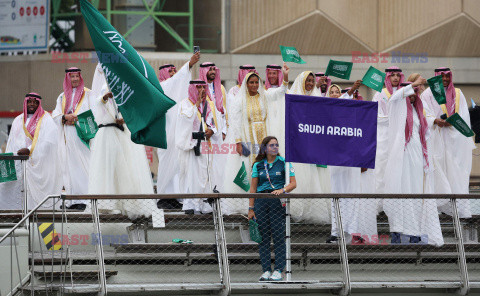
[50,0,194,52]
[152,16,190,51]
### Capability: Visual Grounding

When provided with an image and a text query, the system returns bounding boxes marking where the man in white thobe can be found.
[199,62,228,192]
[0,93,62,210]
[421,67,475,218]
[372,67,404,195]
[383,78,443,246]
[156,53,199,210]
[176,80,220,214]
[52,68,93,211]
[87,64,156,219]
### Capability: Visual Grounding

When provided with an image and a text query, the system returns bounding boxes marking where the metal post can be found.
[214,198,231,296]
[22,160,28,218]
[91,199,107,295]
[451,197,469,295]
[333,197,351,296]
[106,0,112,23]
[188,0,194,51]
[284,162,291,281]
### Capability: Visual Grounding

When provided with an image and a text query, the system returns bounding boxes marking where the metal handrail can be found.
[62,193,480,200]
[0,195,59,244]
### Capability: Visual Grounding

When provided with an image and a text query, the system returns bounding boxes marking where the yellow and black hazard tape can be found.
[38,223,62,251]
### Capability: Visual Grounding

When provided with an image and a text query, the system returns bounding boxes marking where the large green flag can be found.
[80,0,175,149]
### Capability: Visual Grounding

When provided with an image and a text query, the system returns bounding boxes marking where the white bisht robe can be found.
[156,62,192,194]
[87,64,155,219]
[175,98,220,213]
[421,87,475,218]
[221,74,286,215]
[52,87,93,206]
[0,113,62,210]
[383,85,443,246]
[276,71,331,224]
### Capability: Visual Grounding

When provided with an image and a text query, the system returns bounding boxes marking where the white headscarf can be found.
[288,71,322,96]
[232,72,269,154]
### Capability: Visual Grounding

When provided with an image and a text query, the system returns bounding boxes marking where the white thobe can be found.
[372,87,396,196]
[421,87,475,218]
[156,62,192,194]
[88,74,155,219]
[383,85,443,246]
[175,98,220,213]
[52,87,93,206]
[0,113,62,210]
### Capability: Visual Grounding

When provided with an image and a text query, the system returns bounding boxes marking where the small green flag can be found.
[279,46,306,64]
[427,76,446,105]
[75,110,98,149]
[80,0,175,149]
[0,153,17,183]
[362,66,386,93]
[325,60,353,80]
[233,161,250,192]
[248,219,262,243]
[316,164,327,168]
[446,113,474,137]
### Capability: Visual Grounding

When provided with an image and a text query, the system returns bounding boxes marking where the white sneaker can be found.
[259,271,271,281]
[269,270,283,281]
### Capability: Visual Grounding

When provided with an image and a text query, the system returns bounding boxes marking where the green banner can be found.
[233,161,250,192]
[316,164,327,168]
[362,66,386,93]
[80,0,175,149]
[75,110,98,148]
[279,45,306,64]
[0,153,17,183]
[446,113,475,137]
[427,76,446,105]
[325,60,353,80]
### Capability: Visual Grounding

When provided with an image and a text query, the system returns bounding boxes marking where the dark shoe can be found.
[390,232,401,244]
[326,236,338,243]
[184,209,194,215]
[68,203,86,211]
[157,199,182,210]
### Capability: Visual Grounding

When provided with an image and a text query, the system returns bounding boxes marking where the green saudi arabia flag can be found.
[0,153,17,183]
[280,46,306,64]
[427,76,447,105]
[80,0,175,149]
[75,109,98,149]
[362,66,386,93]
[446,113,475,137]
[325,59,353,80]
[233,161,250,192]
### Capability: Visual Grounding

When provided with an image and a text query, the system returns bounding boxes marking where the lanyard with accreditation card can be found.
[263,161,287,207]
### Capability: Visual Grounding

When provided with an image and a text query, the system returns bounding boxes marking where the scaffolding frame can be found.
[50,0,194,51]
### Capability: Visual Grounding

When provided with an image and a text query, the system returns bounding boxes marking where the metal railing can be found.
[1,193,479,295]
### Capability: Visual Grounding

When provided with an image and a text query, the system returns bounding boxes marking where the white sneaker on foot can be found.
[269,270,283,281]
[259,271,271,281]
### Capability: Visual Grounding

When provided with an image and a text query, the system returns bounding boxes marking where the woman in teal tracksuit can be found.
[248,136,297,282]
